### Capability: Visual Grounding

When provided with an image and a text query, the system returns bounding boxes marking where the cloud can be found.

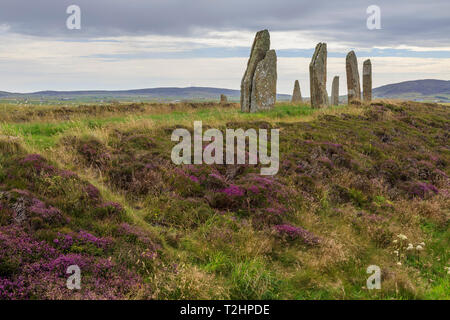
[0,0,449,92]
[1,0,450,48]
[1,42,449,94]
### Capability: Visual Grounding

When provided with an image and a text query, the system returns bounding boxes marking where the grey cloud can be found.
[0,0,449,48]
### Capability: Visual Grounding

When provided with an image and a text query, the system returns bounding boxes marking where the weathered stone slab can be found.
[363,59,372,102]
[220,94,228,104]
[291,80,302,103]
[331,76,339,106]
[250,50,277,112]
[240,30,270,112]
[346,51,361,104]
[309,43,329,108]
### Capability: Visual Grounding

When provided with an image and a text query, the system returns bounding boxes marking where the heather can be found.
[0,100,449,299]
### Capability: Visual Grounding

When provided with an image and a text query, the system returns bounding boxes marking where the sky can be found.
[0,0,449,95]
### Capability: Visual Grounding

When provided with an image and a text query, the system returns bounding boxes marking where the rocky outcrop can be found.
[346,51,361,104]
[363,59,372,102]
[291,80,302,103]
[309,43,329,108]
[240,30,271,112]
[331,76,339,106]
[250,50,277,112]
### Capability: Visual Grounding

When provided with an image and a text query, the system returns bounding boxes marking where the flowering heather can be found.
[220,185,245,197]
[173,168,189,178]
[318,156,333,168]
[59,170,77,178]
[244,175,286,196]
[1,100,448,299]
[189,175,200,183]
[53,233,74,250]
[98,202,124,214]
[434,169,448,178]
[0,278,28,300]
[0,225,57,263]
[34,253,92,275]
[78,231,112,249]
[0,225,144,299]
[2,191,66,226]
[248,185,260,194]
[266,207,287,216]
[251,176,276,187]
[29,199,63,222]
[274,224,320,246]
[303,140,343,149]
[144,163,156,170]
[118,223,154,245]
[321,141,344,149]
[10,189,31,197]
[407,182,439,199]
[18,154,79,179]
[53,231,112,251]
[141,250,157,260]
[357,211,385,223]
[84,184,100,200]
[20,154,55,174]
[429,154,439,162]
[201,172,228,190]
[20,154,45,164]
[76,140,113,169]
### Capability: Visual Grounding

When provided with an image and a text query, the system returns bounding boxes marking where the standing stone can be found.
[331,76,339,106]
[346,51,361,104]
[220,94,228,104]
[363,59,372,102]
[309,43,329,108]
[250,50,277,112]
[291,80,302,103]
[240,30,270,112]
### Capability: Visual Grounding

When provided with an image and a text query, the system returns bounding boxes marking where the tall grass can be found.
[0,102,358,149]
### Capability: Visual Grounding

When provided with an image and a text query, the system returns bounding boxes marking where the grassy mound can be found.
[0,101,448,299]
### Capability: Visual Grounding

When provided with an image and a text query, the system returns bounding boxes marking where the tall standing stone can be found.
[331,76,339,106]
[220,94,228,104]
[346,51,361,104]
[250,50,277,112]
[240,30,270,112]
[309,43,329,108]
[363,59,372,102]
[291,80,302,103]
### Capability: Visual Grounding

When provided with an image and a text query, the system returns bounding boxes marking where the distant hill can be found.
[0,87,291,102]
[2,80,449,103]
[373,79,450,102]
[0,91,12,97]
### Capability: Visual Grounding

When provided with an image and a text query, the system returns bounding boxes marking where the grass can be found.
[0,100,448,299]
[0,102,354,149]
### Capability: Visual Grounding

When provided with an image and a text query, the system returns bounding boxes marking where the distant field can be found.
[0,102,353,149]
[373,93,450,103]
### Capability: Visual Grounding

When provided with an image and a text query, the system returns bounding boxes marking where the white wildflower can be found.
[397,234,407,240]
[416,245,424,251]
